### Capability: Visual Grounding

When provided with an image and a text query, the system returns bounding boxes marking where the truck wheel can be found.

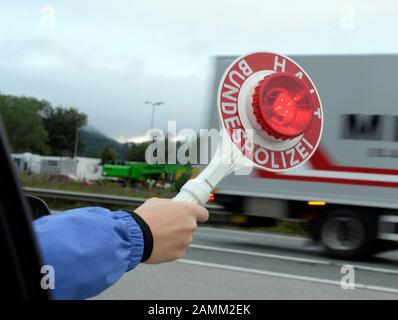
[319,208,375,259]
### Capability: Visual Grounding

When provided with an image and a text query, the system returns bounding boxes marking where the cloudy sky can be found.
[0,0,397,142]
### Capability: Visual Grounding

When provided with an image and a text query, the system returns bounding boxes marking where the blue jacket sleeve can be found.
[33,207,144,300]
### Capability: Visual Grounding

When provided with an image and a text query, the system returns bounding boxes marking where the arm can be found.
[33,199,209,300]
[34,207,145,300]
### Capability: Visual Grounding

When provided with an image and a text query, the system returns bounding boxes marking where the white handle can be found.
[172,139,237,205]
[172,178,213,205]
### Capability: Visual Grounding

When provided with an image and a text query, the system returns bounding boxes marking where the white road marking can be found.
[194,233,250,242]
[198,226,308,241]
[189,243,398,275]
[189,244,330,265]
[178,259,398,295]
[350,264,398,275]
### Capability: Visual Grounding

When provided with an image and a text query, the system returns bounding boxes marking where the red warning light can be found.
[209,193,215,202]
[252,72,314,140]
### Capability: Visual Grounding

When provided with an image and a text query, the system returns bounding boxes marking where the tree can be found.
[0,94,50,154]
[124,142,150,162]
[42,106,87,156]
[100,146,117,164]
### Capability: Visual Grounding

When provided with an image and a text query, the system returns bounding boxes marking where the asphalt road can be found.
[94,226,398,300]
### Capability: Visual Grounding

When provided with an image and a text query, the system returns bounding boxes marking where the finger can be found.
[191,204,209,223]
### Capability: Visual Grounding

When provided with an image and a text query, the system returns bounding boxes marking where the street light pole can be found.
[145,101,164,129]
[73,125,80,158]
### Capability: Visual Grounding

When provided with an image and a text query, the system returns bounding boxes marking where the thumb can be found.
[191,204,209,223]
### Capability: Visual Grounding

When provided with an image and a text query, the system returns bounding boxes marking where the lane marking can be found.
[189,244,398,275]
[178,259,398,295]
[351,264,398,275]
[194,234,250,242]
[189,244,330,265]
[198,226,309,241]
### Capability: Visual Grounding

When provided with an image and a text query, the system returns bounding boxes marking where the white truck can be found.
[207,54,398,259]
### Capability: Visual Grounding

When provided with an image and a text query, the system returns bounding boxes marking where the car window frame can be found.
[0,116,49,300]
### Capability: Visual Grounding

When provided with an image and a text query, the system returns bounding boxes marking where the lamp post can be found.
[73,125,80,158]
[145,101,164,130]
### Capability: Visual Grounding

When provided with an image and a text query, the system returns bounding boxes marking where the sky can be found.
[0,0,397,142]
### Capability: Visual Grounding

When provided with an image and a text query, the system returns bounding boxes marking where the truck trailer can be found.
[208,54,398,259]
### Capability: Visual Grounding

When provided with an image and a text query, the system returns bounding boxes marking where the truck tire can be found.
[318,208,376,260]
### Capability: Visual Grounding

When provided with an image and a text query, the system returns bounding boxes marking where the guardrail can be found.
[23,187,224,212]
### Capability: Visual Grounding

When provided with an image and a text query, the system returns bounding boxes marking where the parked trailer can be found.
[12,153,102,181]
[102,163,193,190]
[207,54,398,259]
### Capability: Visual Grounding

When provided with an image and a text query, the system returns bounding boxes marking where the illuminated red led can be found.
[252,72,314,140]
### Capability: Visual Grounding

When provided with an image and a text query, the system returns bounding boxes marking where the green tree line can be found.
[0,93,87,156]
[0,93,151,163]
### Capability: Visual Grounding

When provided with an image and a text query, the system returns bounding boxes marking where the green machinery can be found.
[102,163,194,190]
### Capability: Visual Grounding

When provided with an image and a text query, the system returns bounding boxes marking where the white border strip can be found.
[281,168,398,183]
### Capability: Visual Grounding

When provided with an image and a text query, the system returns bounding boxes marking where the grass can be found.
[257,221,310,236]
[206,214,310,237]
[20,172,176,199]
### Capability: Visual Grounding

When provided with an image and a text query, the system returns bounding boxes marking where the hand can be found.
[134,198,209,264]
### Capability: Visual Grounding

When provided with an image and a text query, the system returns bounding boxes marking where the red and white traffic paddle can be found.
[173,52,323,205]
